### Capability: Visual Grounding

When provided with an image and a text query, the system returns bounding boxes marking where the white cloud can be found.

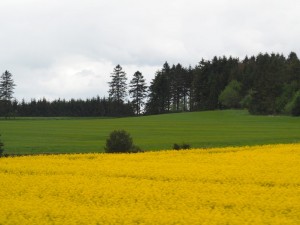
[0,0,299,100]
[12,55,160,100]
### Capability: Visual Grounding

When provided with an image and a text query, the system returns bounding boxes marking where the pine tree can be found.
[0,71,16,118]
[129,71,148,115]
[0,70,16,101]
[108,65,127,104]
[146,62,172,114]
[192,59,210,110]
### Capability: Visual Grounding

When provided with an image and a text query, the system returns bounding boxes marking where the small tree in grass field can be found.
[0,134,4,156]
[105,130,142,153]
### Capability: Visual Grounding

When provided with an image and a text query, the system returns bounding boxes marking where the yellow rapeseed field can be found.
[0,144,300,224]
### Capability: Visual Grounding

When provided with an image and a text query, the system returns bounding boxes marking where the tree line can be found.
[4,97,134,117]
[1,52,300,117]
[146,52,300,116]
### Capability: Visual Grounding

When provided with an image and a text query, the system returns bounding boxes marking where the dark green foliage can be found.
[192,60,210,111]
[2,52,300,118]
[0,134,4,156]
[286,52,300,88]
[192,57,239,111]
[276,82,298,113]
[169,64,188,111]
[290,91,300,116]
[131,145,144,153]
[219,80,242,108]
[105,130,141,153]
[181,143,191,149]
[145,52,300,116]
[129,71,148,115]
[0,97,134,117]
[0,71,16,101]
[173,143,180,150]
[248,53,286,115]
[108,65,127,104]
[0,71,16,118]
[240,89,254,109]
[146,62,172,114]
[173,143,191,150]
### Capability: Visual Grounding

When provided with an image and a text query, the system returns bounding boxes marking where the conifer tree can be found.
[108,65,127,104]
[0,70,16,101]
[129,71,148,115]
[0,71,16,118]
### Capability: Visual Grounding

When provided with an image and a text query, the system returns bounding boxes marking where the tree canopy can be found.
[1,52,300,117]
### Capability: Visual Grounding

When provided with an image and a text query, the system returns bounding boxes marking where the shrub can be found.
[240,90,253,109]
[131,145,144,153]
[284,91,300,116]
[173,143,180,150]
[173,143,191,150]
[105,130,142,153]
[219,80,242,108]
[181,143,191,149]
[0,134,4,157]
[291,92,300,116]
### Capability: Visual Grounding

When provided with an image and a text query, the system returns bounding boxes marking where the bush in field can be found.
[105,130,142,153]
[284,91,300,116]
[173,143,191,150]
[0,134,4,157]
[130,145,143,153]
[219,80,242,108]
[291,92,300,116]
[173,143,180,150]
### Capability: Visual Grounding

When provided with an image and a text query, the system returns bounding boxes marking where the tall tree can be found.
[170,64,184,111]
[146,62,172,114]
[182,65,193,111]
[0,70,16,101]
[129,71,148,115]
[0,70,16,117]
[192,59,211,110]
[108,65,128,103]
[248,53,286,114]
[286,52,300,88]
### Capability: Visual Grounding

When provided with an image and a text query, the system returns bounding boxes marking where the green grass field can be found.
[1,110,300,154]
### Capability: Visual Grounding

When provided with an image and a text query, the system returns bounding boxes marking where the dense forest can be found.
[0,98,134,117]
[1,52,300,117]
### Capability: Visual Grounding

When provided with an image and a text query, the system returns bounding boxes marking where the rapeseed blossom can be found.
[0,144,299,224]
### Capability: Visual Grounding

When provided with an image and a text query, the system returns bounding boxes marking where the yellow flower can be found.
[0,144,299,224]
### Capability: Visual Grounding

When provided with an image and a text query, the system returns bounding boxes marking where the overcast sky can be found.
[0,0,299,100]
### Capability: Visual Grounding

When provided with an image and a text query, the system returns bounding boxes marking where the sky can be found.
[0,0,299,100]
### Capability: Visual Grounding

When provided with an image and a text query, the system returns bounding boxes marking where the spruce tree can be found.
[0,71,16,118]
[108,65,127,104]
[0,70,16,101]
[129,71,148,115]
[146,62,171,114]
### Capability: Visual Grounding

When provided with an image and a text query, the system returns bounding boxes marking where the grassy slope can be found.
[1,110,300,154]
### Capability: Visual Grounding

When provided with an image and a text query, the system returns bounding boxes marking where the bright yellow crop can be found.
[0,144,300,225]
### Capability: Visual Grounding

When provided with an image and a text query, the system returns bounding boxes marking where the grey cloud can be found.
[0,0,299,100]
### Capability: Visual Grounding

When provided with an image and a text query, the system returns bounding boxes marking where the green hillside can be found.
[1,110,300,154]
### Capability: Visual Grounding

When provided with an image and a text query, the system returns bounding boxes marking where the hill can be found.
[1,110,300,154]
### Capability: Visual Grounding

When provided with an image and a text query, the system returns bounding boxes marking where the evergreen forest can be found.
[1,52,300,117]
